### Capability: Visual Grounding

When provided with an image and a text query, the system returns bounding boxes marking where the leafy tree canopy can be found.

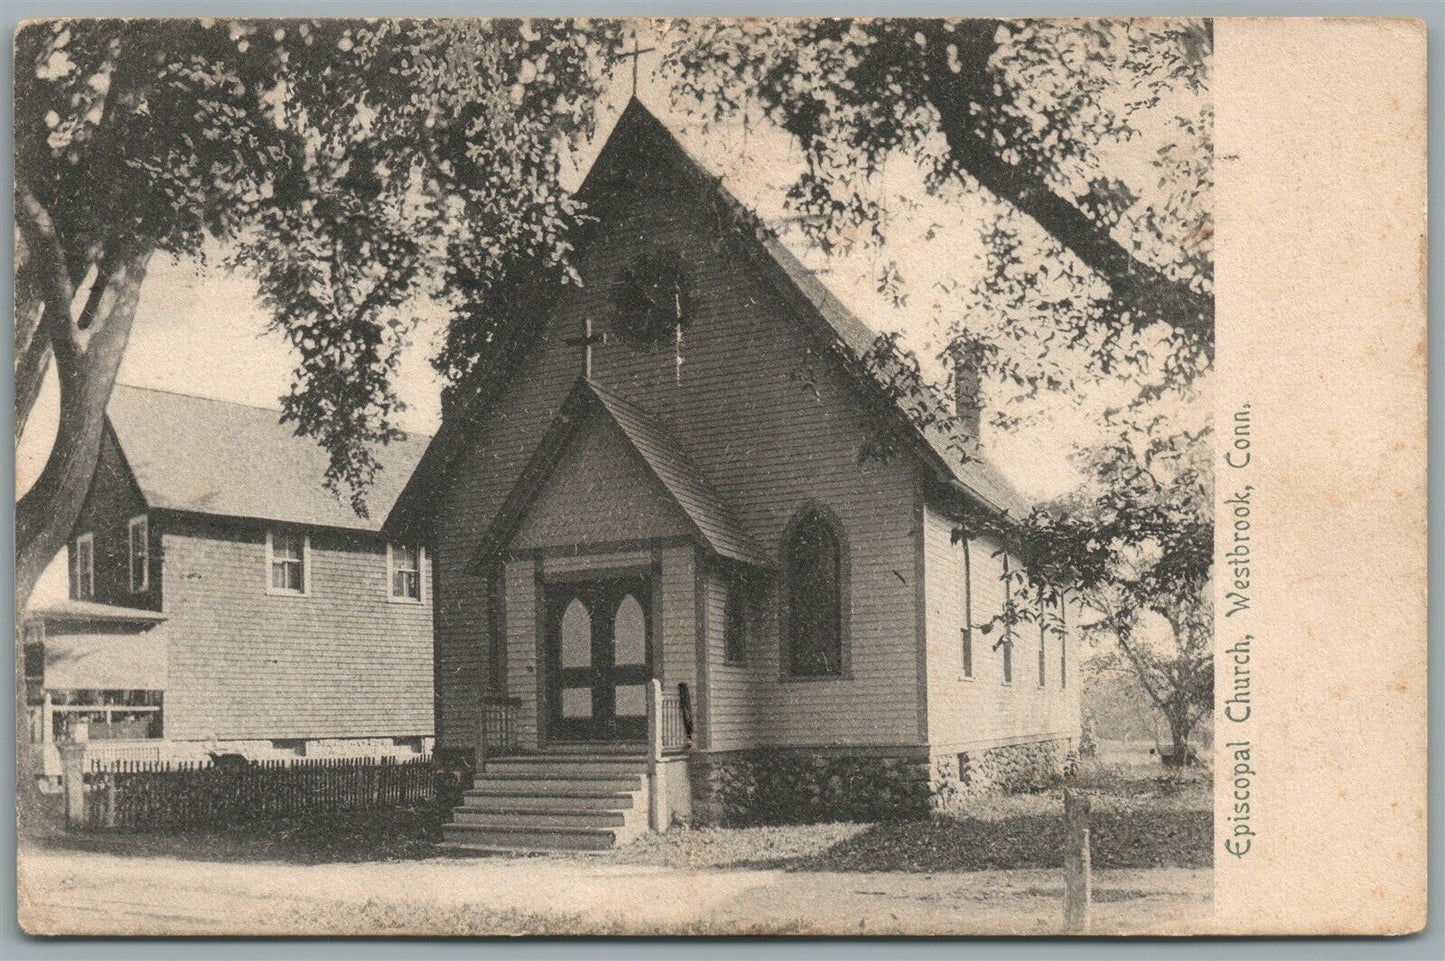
[657,17,1212,413]
[14,17,624,604]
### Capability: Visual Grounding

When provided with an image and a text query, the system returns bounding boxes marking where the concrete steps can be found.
[440,824,621,852]
[450,807,627,829]
[441,751,650,853]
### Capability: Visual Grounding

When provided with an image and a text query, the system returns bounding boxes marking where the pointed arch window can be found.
[783,507,846,677]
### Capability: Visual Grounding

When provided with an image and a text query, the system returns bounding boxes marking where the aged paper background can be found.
[12,15,1428,938]
[1211,17,1427,935]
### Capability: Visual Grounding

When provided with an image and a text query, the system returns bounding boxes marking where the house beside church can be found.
[23,385,434,780]
[386,100,1079,850]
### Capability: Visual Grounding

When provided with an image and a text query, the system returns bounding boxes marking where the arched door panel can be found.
[544,576,653,742]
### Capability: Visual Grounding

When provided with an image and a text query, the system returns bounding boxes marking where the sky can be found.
[19,27,1204,607]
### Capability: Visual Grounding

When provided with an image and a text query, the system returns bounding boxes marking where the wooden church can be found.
[386,100,1080,850]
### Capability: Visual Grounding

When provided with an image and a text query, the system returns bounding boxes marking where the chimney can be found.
[950,343,984,450]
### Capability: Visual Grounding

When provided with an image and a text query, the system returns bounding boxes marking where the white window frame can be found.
[73,533,95,600]
[128,515,149,593]
[387,543,425,603]
[265,530,311,596]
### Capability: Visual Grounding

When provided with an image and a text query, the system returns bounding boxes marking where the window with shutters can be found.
[72,533,94,600]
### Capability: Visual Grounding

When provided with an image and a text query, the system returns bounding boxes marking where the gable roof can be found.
[473,378,768,569]
[106,384,430,533]
[385,98,1028,537]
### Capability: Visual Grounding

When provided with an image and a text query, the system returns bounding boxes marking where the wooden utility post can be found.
[1063,788,1092,930]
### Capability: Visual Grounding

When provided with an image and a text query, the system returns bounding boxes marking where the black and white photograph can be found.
[10,12,1428,939]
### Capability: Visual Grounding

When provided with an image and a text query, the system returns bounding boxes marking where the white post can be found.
[59,725,89,828]
[646,679,666,832]
[1064,788,1092,930]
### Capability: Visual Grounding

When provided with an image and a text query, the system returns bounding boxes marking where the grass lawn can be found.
[608,741,1211,872]
[21,743,1210,935]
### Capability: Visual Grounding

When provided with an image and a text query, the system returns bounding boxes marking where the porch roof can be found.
[26,600,167,625]
[471,378,770,570]
[42,622,168,691]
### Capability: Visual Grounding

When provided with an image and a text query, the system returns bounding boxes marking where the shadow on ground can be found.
[763,809,1209,872]
[24,796,462,865]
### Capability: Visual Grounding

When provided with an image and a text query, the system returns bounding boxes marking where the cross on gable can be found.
[564,317,608,379]
[619,33,657,98]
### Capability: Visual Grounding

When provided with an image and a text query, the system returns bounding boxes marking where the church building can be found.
[387,101,1079,850]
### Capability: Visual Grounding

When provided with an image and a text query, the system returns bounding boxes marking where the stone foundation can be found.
[688,748,933,826]
[929,737,1076,814]
[688,740,1077,825]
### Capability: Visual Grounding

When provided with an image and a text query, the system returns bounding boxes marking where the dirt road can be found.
[19,847,1211,936]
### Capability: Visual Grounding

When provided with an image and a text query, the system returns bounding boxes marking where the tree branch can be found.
[923,34,1213,353]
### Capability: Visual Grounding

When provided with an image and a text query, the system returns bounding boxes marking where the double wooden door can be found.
[545,576,652,742]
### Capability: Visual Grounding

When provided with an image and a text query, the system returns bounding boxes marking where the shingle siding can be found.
[511,414,693,552]
[71,426,157,610]
[158,514,433,742]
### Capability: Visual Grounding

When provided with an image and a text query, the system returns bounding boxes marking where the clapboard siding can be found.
[433,565,487,753]
[158,515,434,742]
[71,426,158,610]
[702,563,764,751]
[512,414,693,551]
[432,129,924,751]
[922,505,1080,751]
[501,557,540,747]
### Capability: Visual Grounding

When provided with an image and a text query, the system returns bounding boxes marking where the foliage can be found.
[659,17,1212,408]
[14,17,630,607]
[1005,422,1214,760]
[17,17,621,506]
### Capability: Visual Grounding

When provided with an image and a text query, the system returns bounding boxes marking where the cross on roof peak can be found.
[619,32,657,98]
[564,317,608,379]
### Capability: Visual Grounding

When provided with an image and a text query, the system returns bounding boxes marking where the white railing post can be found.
[474,708,488,777]
[647,679,666,832]
[58,724,89,828]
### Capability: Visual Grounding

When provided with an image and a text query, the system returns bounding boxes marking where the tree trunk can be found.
[14,313,52,442]
[1163,711,1193,768]
[14,246,154,610]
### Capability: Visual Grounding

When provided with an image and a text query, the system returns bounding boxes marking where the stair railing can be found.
[475,695,522,775]
[648,681,696,833]
[660,682,693,752]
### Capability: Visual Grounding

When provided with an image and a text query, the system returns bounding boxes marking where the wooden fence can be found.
[82,754,434,829]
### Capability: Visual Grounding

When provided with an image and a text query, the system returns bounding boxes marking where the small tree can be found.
[1014,424,1213,765]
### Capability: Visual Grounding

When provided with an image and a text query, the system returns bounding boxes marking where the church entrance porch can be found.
[544,574,653,743]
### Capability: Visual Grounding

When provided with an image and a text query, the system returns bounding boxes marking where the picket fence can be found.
[83,754,434,829]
